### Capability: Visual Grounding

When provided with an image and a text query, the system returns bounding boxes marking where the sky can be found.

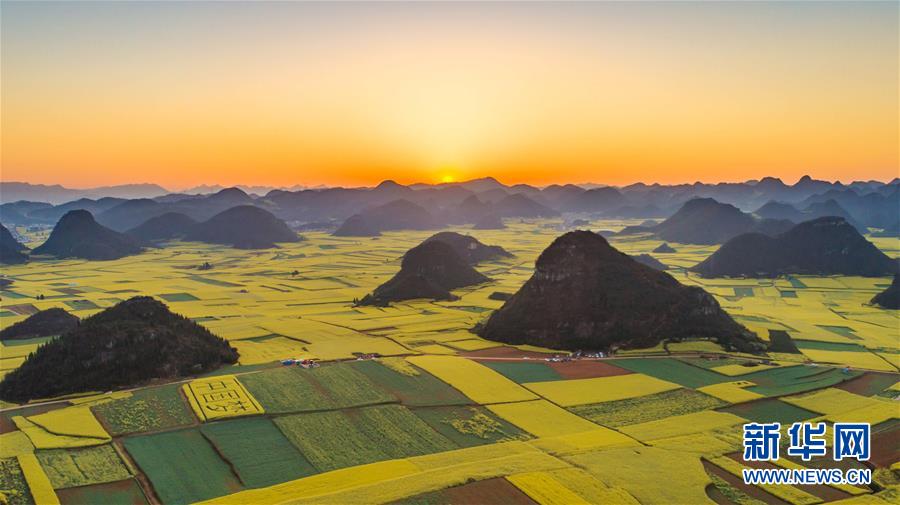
[2,1,897,190]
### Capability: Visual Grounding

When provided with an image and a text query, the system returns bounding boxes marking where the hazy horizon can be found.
[3,172,899,194]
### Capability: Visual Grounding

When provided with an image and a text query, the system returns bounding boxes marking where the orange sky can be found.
[2,2,897,190]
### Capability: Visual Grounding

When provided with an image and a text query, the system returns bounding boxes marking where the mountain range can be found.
[2,176,897,237]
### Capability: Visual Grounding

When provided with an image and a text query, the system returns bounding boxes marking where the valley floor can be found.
[1,220,897,505]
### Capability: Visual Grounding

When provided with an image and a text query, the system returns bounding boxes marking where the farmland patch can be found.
[407,356,537,404]
[413,406,529,447]
[200,417,316,488]
[351,360,470,407]
[123,429,243,505]
[480,361,562,384]
[36,444,130,489]
[569,388,725,428]
[547,360,632,380]
[275,405,455,472]
[523,374,680,407]
[182,375,264,422]
[56,479,148,505]
[611,358,727,388]
[0,457,33,505]
[92,384,194,436]
[720,398,819,425]
[394,477,538,505]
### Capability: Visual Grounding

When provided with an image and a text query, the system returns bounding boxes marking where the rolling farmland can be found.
[0,220,897,504]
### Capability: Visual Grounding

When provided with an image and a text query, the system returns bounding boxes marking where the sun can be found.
[440,174,455,183]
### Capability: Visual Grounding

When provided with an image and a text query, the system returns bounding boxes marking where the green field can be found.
[200,417,316,488]
[351,360,472,406]
[569,388,726,428]
[719,398,819,425]
[274,405,455,472]
[0,457,33,505]
[241,363,395,414]
[92,384,194,436]
[611,358,727,388]
[480,361,563,383]
[742,366,861,397]
[412,406,530,447]
[239,367,335,413]
[123,429,243,505]
[36,445,131,489]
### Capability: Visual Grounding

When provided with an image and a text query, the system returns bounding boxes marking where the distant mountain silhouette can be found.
[359,199,439,231]
[692,217,897,277]
[127,212,197,241]
[0,308,78,340]
[800,185,898,229]
[1,201,53,226]
[31,210,143,260]
[185,205,300,249]
[754,201,805,222]
[493,194,560,218]
[870,274,899,309]
[332,214,380,237]
[359,241,489,306]
[473,213,505,230]
[628,198,793,244]
[631,253,667,271]
[5,176,897,233]
[28,197,127,224]
[803,199,865,231]
[0,182,168,205]
[422,232,512,264]
[0,297,238,403]
[451,195,493,224]
[95,187,262,230]
[560,187,627,213]
[95,198,165,231]
[477,231,761,353]
[541,184,586,208]
[652,243,676,253]
[0,224,28,264]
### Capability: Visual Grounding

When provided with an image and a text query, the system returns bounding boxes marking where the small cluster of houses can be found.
[543,351,607,363]
[281,358,319,368]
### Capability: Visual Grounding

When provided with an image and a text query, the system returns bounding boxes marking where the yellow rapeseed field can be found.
[197,441,569,505]
[619,410,745,443]
[379,357,420,376]
[407,356,537,404]
[0,430,35,458]
[182,375,265,421]
[17,453,60,505]
[797,349,896,372]
[13,406,111,449]
[506,471,591,505]
[522,374,680,407]
[486,400,603,438]
[529,428,640,456]
[698,381,765,404]
[567,446,713,504]
[541,468,640,505]
[711,363,786,376]
[782,388,898,425]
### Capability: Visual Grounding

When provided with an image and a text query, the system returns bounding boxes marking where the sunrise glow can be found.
[1,1,897,189]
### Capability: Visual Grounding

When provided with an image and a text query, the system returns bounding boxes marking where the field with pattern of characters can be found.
[1,219,897,505]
